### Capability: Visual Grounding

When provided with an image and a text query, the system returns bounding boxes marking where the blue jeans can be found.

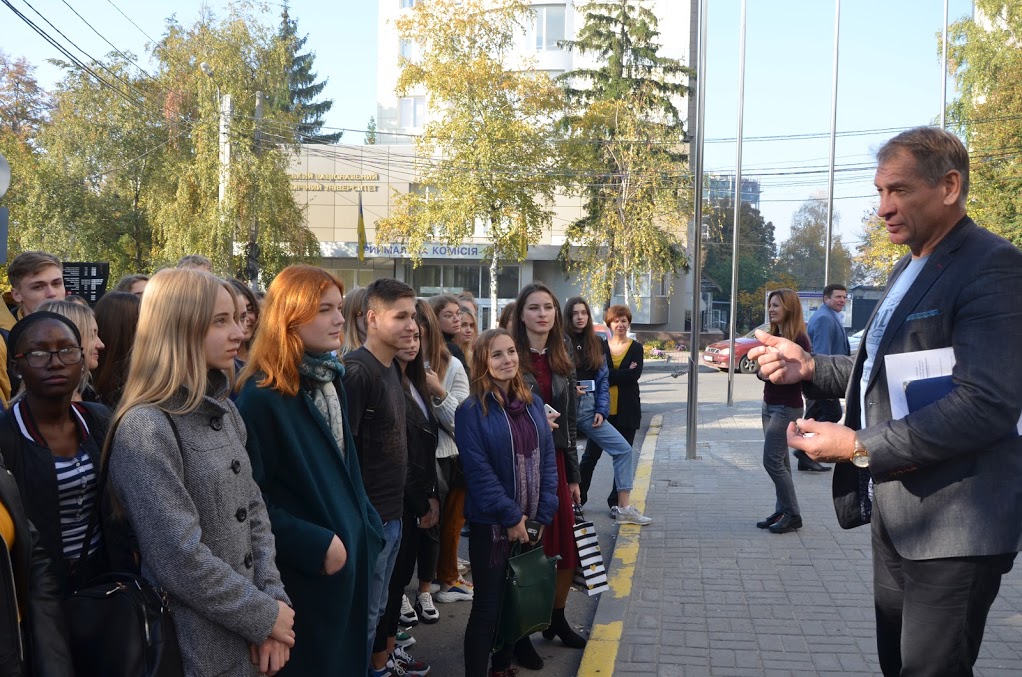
[576,393,634,492]
[367,518,403,657]
[761,403,802,516]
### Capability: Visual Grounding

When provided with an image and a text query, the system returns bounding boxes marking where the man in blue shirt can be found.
[799,284,850,471]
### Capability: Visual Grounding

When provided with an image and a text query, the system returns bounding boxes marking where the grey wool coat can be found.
[109,371,289,677]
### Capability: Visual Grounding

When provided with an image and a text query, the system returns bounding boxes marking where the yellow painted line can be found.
[578,415,662,677]
[577,621,623,675]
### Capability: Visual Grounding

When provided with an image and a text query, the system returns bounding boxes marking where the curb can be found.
[577,414,662,676]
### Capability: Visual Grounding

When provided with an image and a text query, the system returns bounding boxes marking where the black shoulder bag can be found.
[63,411,184,677]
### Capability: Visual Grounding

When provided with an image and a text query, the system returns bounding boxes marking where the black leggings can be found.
[463,523,515,676]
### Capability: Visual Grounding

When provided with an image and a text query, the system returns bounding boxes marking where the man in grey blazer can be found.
[750,127,1022,676]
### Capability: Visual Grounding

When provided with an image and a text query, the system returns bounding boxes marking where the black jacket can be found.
[403,385,439,519]
[602,339,644,431]
[0,402,136,597]
[521,339,579,483]
[0,460,73,677]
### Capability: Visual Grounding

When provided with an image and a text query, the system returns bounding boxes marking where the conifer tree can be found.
[276,3,340,144]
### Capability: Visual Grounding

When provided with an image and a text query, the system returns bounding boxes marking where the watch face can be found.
[851,454,870,469]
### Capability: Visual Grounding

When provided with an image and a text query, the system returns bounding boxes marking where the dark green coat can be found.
[236,375,384,677]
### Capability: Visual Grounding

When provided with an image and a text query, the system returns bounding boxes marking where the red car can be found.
[592,323,612,340]
[701,324,768,374]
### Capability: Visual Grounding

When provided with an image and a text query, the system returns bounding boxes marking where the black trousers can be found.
[579,415,636,507]
[872,506,1017,676]
[463,524,514,676]
[804,398,843,423]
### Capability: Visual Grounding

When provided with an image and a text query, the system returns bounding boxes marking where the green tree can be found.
[948,1,1022,244]
[365,116,377,145]
[853,207,905,285]
[702,199,777,332]
[0,52,49,139]
[776,197,853,291]
[150,5,319,277]
[377,0,562,324]
[557,0,692,306]
[275,3,340,144]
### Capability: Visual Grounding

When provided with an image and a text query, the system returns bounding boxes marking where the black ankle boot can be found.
[541,608,587,648]
[513,636,543,670]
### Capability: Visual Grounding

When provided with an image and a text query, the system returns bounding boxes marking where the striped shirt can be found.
[11,401,102,561]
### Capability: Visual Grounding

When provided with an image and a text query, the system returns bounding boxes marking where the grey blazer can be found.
[109,373,289,676]
[808,217,1022,560]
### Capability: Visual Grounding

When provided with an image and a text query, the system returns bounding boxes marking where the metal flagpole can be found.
[727,0,748,407]
[686,0,709,460]
[824,0,841,287]
[941,0,949,129]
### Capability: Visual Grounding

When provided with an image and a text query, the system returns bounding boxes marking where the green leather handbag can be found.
[495,542,559,649]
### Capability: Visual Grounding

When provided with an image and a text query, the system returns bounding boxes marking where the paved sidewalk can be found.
[584,399,1022,676]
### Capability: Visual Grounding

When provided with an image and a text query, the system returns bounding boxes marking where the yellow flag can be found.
[357,192,367,263]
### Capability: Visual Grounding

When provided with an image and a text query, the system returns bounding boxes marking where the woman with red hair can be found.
[236,265,384,677]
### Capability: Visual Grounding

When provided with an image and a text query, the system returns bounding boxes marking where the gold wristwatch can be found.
[851,434,870,468]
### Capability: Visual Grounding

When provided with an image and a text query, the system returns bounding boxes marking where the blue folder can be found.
[904,375,955,413]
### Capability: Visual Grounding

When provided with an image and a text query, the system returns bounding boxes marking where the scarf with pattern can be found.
[298,352,346,459]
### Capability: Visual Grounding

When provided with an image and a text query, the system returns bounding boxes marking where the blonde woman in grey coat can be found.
[107,269,295,677]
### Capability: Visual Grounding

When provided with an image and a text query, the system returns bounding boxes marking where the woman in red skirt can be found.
[510,282,586,669]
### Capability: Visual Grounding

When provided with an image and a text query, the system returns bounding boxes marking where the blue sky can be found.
[3,0,974,248]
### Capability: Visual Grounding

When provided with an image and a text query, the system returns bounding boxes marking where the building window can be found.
[400,0,418,8]
[399,39,414,60]
[403,263,520,301]
[399,96,426,128]
[534,5,565,51]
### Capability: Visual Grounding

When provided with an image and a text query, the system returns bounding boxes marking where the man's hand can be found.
[251,638,291,676]
[593,413,604,427]
[322,535,347,575]
[748,330,815,384]
[786,419,856,463]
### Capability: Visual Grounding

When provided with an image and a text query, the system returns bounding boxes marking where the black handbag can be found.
[64,411,185,677]
[494,542,558,649]
[64,573,183,677]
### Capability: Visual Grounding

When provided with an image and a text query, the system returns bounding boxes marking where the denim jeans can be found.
[367,518,403,657]
[576,393,634,492]
[761,403,802,516]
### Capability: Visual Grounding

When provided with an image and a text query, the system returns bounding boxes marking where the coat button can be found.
[230,459,242,474]
[236,507,247,522]
[244,553,253,568]
[210,417,223,431]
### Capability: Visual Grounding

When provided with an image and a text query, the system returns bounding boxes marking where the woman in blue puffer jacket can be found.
[455,328,558,677]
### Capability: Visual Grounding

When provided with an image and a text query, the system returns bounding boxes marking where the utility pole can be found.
[246,91,263,290]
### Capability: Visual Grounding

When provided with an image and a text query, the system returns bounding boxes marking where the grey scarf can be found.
[299,352,346,459]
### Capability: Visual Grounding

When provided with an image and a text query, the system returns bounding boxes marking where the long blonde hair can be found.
[105,269,235,461]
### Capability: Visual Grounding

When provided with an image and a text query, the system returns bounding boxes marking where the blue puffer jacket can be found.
[592,359,611,419]
[455,393,559,528]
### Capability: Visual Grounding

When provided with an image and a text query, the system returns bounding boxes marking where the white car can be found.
[848,329,864,354]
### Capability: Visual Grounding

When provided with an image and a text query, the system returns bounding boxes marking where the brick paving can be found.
[602,399,1022,677]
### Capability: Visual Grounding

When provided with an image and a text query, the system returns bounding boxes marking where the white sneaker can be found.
[615,504,652,526]
[435,583,474,603]
[457,557,470,575]
[399,594,418,626]
[414,592,439,624]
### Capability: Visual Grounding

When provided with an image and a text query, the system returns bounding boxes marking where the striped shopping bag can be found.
[572,506,609,596]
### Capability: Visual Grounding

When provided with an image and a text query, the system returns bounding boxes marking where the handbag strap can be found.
[77,408,185,571]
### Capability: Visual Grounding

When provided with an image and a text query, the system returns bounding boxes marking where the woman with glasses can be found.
[0,312,131,598]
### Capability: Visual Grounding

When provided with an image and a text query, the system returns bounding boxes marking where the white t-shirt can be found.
[860,255,930,429]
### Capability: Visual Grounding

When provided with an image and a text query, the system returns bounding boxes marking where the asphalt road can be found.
[397,365,761,676]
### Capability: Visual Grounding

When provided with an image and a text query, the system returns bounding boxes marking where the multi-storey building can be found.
[289,1,698,331]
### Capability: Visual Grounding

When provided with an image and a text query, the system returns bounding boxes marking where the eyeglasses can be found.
[14,347,84,368]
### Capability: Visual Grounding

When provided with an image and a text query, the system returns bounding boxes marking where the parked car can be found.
[848,328,864,354]
[701,324,768,374]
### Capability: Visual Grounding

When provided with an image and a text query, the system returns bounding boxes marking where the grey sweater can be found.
[109,373,289,676]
